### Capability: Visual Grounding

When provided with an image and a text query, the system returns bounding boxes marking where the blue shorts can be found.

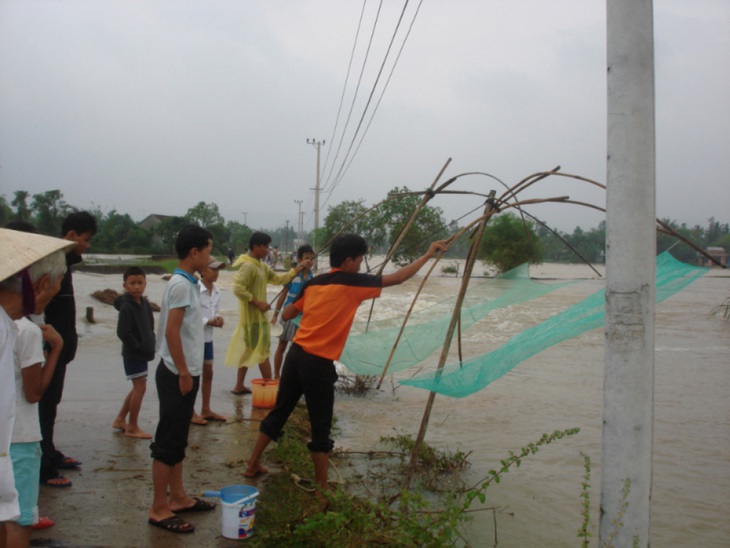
[10,442,40,526]
[123,357,148,380]
[204,341,214,362]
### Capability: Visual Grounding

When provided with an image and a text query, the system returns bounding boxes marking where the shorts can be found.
[204,341,214,361]
[10,442,40,526]
[279,320,298,343]
[260,343,338,453]
[150,361,199,466]
[123,357,148,380]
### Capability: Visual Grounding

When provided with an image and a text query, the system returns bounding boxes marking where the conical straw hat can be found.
[0,228,76,283]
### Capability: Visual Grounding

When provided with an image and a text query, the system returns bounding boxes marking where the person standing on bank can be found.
[40,211,97,487]
[243,234,448,505]
[226,232,312,394]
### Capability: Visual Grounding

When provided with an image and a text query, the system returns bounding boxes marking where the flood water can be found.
[39,262,729,546]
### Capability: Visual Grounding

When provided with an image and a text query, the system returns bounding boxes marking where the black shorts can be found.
[259,344,338,453]
[149,361,199,466]
[123,357,148,380]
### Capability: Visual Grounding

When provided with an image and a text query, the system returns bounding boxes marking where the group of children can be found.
[1,215,447,540]
[1,212,97,546]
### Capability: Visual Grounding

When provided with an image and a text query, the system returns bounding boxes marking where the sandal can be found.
[231,387,252,395]
[56,456,82,469]
[174,497,216,514]
[148,515,195,534]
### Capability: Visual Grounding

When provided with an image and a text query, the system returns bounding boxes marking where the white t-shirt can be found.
[0,307,20,522]
[156,272,204,377]
[200,283,220,343]
[12,317,45,443]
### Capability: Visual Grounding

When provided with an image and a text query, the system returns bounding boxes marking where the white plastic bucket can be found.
[218,485,259,540]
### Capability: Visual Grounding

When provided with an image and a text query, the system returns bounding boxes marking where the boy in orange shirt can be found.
[244,234,447,500]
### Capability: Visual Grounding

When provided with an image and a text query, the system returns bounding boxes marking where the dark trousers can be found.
[39,359,68,481]
[260,344,338,453]
[150,361,200,466]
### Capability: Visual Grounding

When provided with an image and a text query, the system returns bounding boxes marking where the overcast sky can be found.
[1,0,728,235]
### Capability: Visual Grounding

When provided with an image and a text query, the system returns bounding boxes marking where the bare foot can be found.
[191,415,208,426]
[124,427,152,439]
[243,463,268,478]
[112,419,127,431]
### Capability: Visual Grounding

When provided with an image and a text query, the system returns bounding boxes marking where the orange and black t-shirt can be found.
[292,268,382,360]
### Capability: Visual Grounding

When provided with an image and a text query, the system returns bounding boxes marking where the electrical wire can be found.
[324,0,412,195]
[323,0,424,208]
[321,0,385,192]
[320,0,368,181]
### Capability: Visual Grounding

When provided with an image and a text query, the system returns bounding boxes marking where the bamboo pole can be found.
[402,191,497,490]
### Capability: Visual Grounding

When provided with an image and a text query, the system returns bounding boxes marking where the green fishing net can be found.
[339,262,574,376]
[400,252,708,397]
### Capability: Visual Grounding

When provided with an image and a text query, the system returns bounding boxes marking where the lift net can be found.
[400,252,708,398]
[339,263,574,376]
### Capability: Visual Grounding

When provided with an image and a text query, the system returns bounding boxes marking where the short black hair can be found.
[249,231,271,249]
[297,244,314,260]
[123,266,146,281]
[329,234,367,268]
[175,225,212,259]
[4,220,37,233]
[61,211,97,236]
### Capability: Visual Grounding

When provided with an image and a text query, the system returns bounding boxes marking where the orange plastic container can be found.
[251,379,279,409]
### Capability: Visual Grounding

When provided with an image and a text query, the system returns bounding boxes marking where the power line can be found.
[320,0,369,184]
[323,0,424,208]
[321,0,385,193]
[323,0,420,201]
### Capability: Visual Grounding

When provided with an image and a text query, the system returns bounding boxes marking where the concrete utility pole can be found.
[602,1,656,546]
[284,220,290,253]
[294,199,303,244]
[307,138,325,270]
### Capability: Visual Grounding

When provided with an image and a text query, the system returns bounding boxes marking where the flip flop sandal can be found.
[148,516,195,534]
[231,387,252,395]
[174,497,216,514]
[56,457,82,469]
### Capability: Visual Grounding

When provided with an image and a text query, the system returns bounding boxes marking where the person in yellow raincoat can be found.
[226,232,313,394]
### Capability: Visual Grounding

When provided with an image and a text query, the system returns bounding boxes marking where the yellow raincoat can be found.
[224,254,297,368]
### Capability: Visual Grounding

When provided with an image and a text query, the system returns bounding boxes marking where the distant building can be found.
[139,214,174,232]
[701,246,729,267]
[139,214,176,248]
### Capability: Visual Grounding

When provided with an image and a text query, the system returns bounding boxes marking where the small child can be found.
[112,267,156,439]
[271,244,315,379]
[6,240,67,545]
[191,258,226,425]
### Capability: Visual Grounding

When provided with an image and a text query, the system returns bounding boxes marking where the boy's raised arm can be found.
[381,240,449,288]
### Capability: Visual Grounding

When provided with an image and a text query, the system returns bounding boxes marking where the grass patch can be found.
[244,403,580,546]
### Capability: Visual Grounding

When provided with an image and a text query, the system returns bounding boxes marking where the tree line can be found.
[2,189,727,272]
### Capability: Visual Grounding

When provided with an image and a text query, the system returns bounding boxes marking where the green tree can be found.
[93,210,150,253]
[11,190,31,222]
[479,212,543,272]
[185,202,224,227]
[322,199,382,250]
[373,187,446,265]
[31,190,69,235]
[226,220,253,255]
[151,216,187,255]
[0,195,12,226]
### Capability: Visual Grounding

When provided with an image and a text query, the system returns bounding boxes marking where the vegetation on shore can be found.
[243,402,580,547]
[4,189,727,273]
